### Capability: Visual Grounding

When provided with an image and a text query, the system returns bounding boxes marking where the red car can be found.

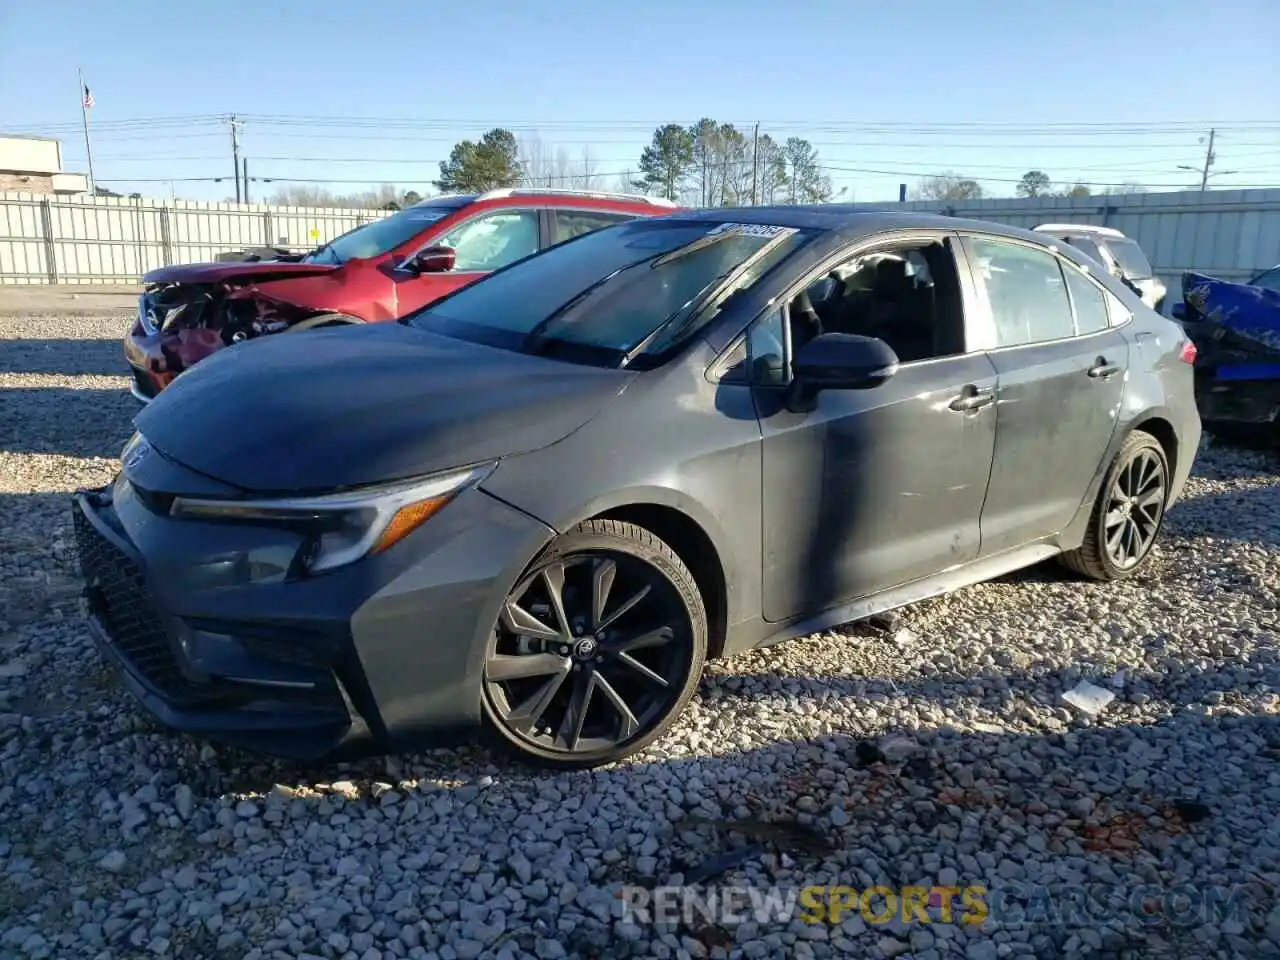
[125,189,680,401]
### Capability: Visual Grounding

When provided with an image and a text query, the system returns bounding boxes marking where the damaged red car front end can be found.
[124,261,367,401]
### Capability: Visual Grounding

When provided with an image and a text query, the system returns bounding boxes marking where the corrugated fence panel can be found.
[1,188,1273,287]
[850,188,1280,311]
[0,193,49,282]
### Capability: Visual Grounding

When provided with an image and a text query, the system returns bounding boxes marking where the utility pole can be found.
[228,115,243,203]
[750,122,760,206]
[1198,128,1216,191]
[1177,128,1236,192]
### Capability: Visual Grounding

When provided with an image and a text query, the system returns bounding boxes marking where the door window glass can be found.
[785,238,968,363]
[967,238,1076,347]
[552,210,633,245]
[747,309,788,386]
[1062,262,1110,335]
[436,211,540,271]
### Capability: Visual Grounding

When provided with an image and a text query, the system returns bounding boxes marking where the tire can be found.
[287,312,362,332]
[481,519,707,769]
[1060,430,1170,581]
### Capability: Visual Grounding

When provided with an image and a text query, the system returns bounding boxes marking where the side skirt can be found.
[748,541,1062,652]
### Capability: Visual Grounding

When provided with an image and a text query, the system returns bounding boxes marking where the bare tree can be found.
[518,134,555,188]
[573,145,600,191]
[755,135,789,204]
[911,172,984,201]
[267,182,417,209]
[519,134,610,192]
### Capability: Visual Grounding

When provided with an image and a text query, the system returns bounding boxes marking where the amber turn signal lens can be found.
[369,495,454,555]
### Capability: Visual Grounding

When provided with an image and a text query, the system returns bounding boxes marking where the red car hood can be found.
[142,260,342,285]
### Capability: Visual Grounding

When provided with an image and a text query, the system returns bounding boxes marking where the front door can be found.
[958,234,1129,554]
[393,208,544,316]
[755,234,999,623]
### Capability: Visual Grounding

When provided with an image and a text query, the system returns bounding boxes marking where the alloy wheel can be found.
[1102,447,1167,570]
[484,551,695,757]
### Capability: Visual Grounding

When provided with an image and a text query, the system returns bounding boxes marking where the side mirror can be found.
[1170,302,1187,321]
[793,332,899,391]
[405,245,456,274]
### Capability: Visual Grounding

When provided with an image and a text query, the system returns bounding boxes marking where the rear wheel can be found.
[481,519,706,768]
[1060,430,1169,580]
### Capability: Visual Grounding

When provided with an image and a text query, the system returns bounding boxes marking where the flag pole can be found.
[78,68,96,195]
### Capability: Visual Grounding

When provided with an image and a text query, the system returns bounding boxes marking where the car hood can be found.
[134,322,633,493]
[142,261,341,285]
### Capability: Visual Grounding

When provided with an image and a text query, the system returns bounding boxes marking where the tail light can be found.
[1179,340,1197,364]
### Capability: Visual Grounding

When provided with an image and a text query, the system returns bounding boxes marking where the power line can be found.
[18,112,1280,135]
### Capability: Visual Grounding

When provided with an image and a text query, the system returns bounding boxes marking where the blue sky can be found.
[1,0,1276,203]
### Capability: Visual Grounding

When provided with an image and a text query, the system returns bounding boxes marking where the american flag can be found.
[82,84,94,109]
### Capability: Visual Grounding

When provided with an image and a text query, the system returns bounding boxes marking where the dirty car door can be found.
[757,234,999,623]
[960,234,1129,555]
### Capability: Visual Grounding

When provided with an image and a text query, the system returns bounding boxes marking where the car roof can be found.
[668,204,1061,246]
[414,189,679,210]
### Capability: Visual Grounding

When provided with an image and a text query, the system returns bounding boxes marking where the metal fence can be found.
[848,187,1280,312]
[0,192,393,284]
[2,187,1278,299]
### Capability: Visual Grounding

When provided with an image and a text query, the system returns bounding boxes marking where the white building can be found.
[0,135,90,195]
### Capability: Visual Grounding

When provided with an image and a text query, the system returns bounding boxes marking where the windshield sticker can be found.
[706,222,790,238]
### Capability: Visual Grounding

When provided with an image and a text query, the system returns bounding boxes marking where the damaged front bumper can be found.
[72,483,365,759]
[124,283,296,401]
[69,467,556,761]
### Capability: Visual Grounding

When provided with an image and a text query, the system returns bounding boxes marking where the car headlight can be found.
[169,464,493,573]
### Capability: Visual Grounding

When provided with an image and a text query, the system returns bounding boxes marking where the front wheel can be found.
[481,519,707,768]
[1060,430,1170,580]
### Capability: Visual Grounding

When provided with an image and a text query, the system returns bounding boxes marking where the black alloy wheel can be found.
[481,519,706,767]
[1061,430,1169,580]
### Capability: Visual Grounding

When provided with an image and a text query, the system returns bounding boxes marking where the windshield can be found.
[403,218,807,366]
[302,202,463,264]
[1104,238,1154,279]
[1251,266,1280,292]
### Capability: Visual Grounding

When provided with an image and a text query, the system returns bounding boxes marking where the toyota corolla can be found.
[74,208,1201,768]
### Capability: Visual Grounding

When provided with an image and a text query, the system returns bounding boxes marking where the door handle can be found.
[949,386,995,413]
[1088,357,1121,379]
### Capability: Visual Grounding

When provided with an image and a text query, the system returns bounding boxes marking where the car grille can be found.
[73,502,223,704]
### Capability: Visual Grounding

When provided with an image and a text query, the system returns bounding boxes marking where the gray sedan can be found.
[72,206,1201,768]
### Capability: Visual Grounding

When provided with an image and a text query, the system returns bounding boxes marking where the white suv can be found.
[1033,223,1166,311]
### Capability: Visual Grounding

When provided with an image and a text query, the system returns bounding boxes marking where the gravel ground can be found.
[2,312,1279,960]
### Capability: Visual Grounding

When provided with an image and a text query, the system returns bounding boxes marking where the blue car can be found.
[1174,263,1280,444]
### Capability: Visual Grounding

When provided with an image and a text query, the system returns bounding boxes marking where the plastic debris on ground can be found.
[1061,679,1116,716]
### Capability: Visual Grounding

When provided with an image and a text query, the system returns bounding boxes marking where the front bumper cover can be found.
[70,471,557,760]
[73,487,361,759]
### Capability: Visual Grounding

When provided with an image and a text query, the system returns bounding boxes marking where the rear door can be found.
[958,233,1130,555]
